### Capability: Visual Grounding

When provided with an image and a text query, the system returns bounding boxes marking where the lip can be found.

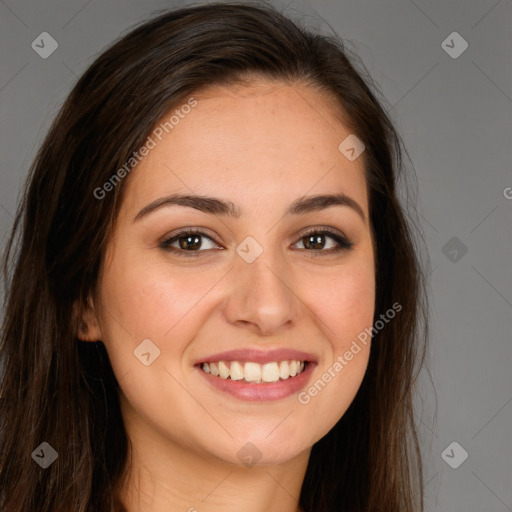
[194,348,318,402]
[194,348,317,366]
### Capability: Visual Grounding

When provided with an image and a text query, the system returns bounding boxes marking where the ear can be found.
[74,295,102,342]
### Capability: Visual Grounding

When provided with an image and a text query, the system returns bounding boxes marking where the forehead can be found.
[119,80,368,217]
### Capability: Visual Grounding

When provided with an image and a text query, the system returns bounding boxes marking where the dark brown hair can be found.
[0,2,428,511]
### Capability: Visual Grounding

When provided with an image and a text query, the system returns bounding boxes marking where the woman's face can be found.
[85,80,375,466]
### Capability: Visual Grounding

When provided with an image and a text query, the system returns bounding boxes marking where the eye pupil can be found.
[179,235,202,250]
[304,234,325,250]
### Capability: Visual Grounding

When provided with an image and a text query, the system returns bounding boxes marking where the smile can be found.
[201,360,308,383]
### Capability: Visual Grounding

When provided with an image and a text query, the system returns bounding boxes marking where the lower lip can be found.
[196,362,316,401]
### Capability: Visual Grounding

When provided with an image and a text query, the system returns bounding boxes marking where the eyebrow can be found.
[133,192,366,224]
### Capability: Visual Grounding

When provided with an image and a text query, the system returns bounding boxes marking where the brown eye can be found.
[160,229,220,256]
[159,227,354,257]
[294,229,354,253]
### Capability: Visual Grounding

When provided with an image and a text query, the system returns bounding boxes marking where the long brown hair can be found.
[0,2,429,510]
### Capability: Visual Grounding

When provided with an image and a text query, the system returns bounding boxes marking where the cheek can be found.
[94,253,224,438]
[311,256,376,350]
[298,251,375,415]
[296,263,374,441]
[99,248,220,341]
[94,250,214,388]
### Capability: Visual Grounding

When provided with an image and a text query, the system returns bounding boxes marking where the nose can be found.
[223,245,301,337]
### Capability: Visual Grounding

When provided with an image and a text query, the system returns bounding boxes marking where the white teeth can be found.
[261,362,280,382]
[230,361,244,380]
[200,359,307,383]
[218,361,230,379]
[279,361,289,380]
[244,362,261,382]
[210,362,219,376]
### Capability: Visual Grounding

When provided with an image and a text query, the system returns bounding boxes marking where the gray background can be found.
[1,0,511,510]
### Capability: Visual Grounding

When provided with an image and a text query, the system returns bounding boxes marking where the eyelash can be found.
[159,227,355,257]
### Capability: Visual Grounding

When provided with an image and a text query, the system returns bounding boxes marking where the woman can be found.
[0,2,429,511]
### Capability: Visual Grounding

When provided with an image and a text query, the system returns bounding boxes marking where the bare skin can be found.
[78,78,375,512]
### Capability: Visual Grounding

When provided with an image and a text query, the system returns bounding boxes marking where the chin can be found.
[202,432,311,468]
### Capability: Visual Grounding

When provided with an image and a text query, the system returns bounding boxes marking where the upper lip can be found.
[195,348,317,365]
